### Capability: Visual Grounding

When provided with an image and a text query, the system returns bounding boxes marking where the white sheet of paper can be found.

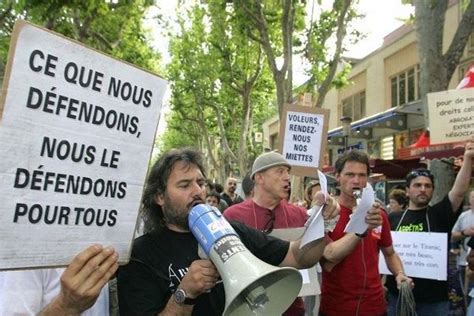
[300,205,325,248]
[344,183,375,234]
[317,170,328,201]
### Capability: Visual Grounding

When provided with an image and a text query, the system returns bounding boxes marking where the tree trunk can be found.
[429,159,456,205]
[414,1,447,125]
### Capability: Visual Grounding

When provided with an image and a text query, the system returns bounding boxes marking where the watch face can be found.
[174,288,186,304]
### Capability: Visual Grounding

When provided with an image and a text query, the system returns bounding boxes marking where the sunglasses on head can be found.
[407,169,432,178]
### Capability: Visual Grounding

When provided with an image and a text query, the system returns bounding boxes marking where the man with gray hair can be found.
[224,151,333,315]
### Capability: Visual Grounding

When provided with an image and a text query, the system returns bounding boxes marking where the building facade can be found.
[263,0,473,173]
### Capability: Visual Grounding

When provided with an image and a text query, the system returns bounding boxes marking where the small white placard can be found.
[427,88,474,143]
[279,105,329,177]
[379,232,448,280]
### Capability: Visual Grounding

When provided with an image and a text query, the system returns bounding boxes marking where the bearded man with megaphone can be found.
[117,148,339,315]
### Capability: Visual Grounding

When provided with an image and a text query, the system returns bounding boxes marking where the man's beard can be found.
[412,195,430,208]
[162,194,189,230]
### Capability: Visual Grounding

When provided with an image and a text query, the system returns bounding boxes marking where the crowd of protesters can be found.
[1,137,474,316]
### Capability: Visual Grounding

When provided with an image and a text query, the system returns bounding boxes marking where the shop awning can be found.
[397,142,465,160]
[328,107,407,139]
[420,147,464,160]
[370,158,425,179]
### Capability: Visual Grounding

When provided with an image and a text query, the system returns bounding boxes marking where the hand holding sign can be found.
[43,245,118,315]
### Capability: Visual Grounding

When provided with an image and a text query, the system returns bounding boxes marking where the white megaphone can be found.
[189,204,302,315]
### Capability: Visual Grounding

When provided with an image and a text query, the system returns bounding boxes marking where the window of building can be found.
[390,65,420,107]
[341,91,366,121]
[380,136,394,160]
[269,133,279,150]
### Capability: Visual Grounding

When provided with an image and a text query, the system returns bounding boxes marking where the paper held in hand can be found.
[344,183,375,234]
[299,170,329,248]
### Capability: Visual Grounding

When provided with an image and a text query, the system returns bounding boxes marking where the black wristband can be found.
[355,230,368,238]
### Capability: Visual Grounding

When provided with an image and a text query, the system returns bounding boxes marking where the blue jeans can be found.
[387,292,449,316]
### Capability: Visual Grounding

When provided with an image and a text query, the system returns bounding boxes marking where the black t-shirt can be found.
[385,196,456,302]
[117,221,289,315]
[220,193,244,207]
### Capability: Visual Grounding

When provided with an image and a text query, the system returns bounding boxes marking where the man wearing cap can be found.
[224,151,327,316]
[385,139,474,316]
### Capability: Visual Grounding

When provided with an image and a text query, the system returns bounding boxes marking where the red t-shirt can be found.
[320,205,392,316]
[224,199,308,316]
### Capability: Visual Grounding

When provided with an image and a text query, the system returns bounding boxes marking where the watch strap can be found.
[174,288,197,305]
[183,296,197,305]
[355,230,368,238]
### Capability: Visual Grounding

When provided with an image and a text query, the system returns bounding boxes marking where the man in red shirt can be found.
[320,150,411,316]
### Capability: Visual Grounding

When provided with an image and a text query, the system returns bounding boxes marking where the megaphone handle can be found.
[198,245,209,260]
[197,245,212,293]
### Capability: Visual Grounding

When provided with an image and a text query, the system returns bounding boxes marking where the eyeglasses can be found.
[263,211,276,235]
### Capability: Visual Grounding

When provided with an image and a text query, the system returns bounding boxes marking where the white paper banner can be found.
[379,231,448,280]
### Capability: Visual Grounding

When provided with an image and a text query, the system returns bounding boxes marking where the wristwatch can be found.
[355,230,368,238]
[174,288,197,305]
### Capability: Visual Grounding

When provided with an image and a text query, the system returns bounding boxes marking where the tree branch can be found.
[316,0,352,108]
[443,0,474,83]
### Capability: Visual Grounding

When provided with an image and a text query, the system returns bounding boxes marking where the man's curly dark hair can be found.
[141,148,206,233]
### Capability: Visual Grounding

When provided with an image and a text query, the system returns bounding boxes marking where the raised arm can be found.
[449,138,474,212]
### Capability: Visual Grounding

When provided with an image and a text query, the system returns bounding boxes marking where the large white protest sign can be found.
[427,88,474,144]
[279,105,329,176]
[0,21,167,269]
[379,232,447,280]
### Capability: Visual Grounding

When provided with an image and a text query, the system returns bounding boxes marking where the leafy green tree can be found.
[232,0,358,116]
[164,3,276,181]
[0,0,162,78]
